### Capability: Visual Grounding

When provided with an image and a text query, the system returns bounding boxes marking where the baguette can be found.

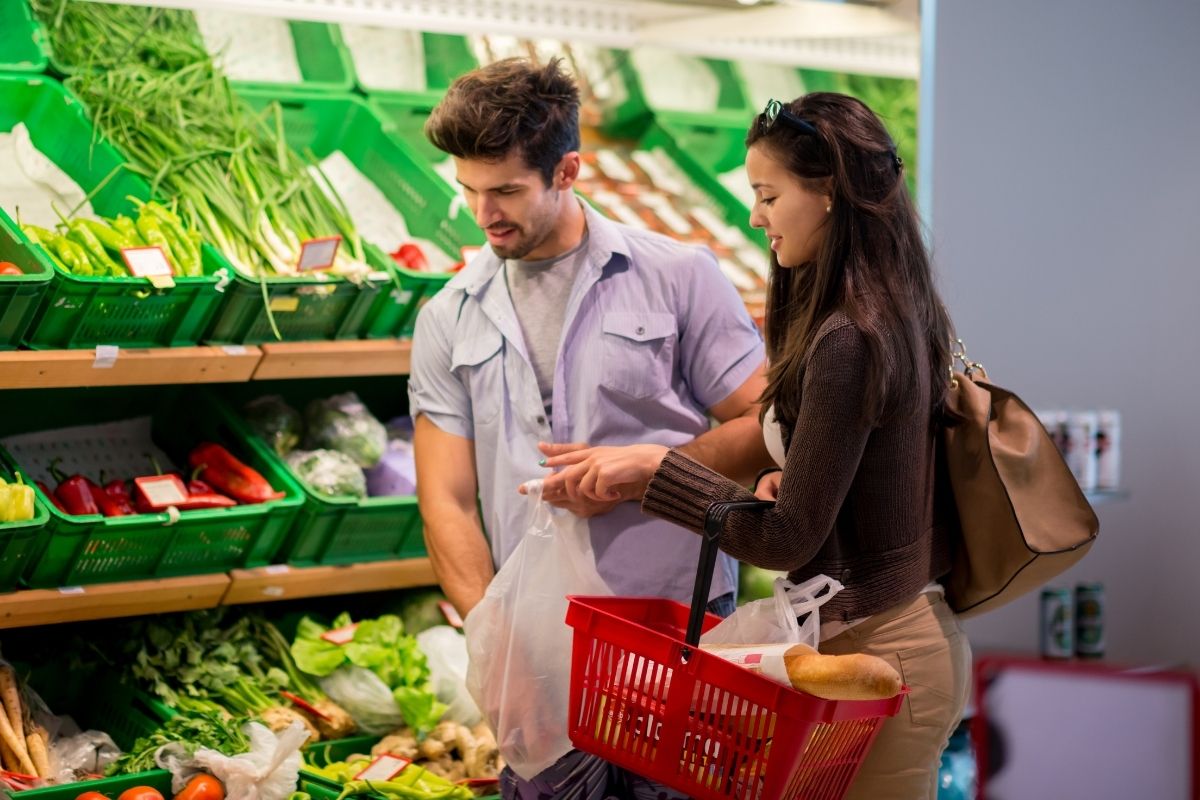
[784,652,902,701]
[702,643,902,701]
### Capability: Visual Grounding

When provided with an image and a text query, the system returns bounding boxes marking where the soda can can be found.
[1075,582,1105,659]
[1096,410,1121,491]
[1040,587,1074,659]
[1065,412,1099,492]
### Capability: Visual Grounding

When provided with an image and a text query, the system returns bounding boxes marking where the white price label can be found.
[122,246,175,278]
[321,622,359,645]
[57,586,86,596]
[298,236,342,272]
[134,475,189,507]
[354,755,411,782]
[93,344,120,369]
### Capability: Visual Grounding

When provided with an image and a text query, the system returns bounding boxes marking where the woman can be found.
[541,93,971,799]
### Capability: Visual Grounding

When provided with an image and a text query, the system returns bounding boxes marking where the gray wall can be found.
[925,0,1200,666]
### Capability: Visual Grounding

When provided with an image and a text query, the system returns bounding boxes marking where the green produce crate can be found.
[0,466,48,593]
[0,2,49,73]
[0,208,53,350]
[348,32,477,106]
[217,380,424,567]
[0,385,303,588]
[10,770,174,800]
[0,74,225,348]
[303,736,500,799]
[8,665,170,800]
[641,113,761,244]
[226,21,355,94]
[233,89,479,341]
[604,52,753,138]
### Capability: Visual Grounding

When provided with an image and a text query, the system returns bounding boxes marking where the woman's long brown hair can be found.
[747,92,953,435]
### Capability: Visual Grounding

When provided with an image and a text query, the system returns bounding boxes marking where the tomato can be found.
[0,262,22,275]
[172,774,224,800]
[75,792,110,800]
[117,787,165,800]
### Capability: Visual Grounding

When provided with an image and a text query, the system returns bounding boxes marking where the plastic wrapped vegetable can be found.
[304,393,386,468]
[244,396,303,456]
[285,450,366,499]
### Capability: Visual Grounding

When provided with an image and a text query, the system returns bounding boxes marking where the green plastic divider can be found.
[604,52,753,139]
[214,380,423,567]
[347,32,477,107]
[0,2,49,73]
[226,21,355,94]
[0,385,303,588]
[0,465,48,594]
[0,207,53,350]
[0,74,226,348]
[235,89,479,340]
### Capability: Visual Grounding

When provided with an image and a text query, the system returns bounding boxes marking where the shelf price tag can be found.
[134,474,189,509]
[354,755,411,782]
[121,246,176,289]
[281,690,331,721]
[93,344,119,369]
[321,622,359,645]
[298,235,342,272]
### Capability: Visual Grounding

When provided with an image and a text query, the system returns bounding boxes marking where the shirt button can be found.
[536,416,546,425]
[635,326,645,336]
[840,568,851,582]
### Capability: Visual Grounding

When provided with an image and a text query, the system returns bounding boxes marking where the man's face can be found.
[455,151,565,260]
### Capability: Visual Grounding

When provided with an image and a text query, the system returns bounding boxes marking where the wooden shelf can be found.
[0,345,264,389]
[0,573,230,629]
[253,339,412,380]
[223,558,437,605]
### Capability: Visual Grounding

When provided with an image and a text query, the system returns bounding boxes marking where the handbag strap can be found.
[949,337,988,388]
[684,499,776,654]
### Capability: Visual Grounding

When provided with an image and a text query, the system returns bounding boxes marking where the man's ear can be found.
[557,152,581,190]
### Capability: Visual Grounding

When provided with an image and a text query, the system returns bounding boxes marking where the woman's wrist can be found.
[753,466,782,490]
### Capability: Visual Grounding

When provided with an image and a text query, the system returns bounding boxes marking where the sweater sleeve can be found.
[641,320,874,572]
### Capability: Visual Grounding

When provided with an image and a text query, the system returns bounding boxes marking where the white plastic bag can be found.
[417,626,482,727]
[318,665,404,735]
[701,574,844,649]
[464,480,611,780]
[158,721,307,800]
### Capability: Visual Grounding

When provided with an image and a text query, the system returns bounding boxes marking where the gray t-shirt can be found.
[505,232,590,416]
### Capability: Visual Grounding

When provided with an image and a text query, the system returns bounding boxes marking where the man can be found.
[408,57,769,797]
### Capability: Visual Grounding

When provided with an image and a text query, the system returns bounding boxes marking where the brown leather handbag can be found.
[940,341,1100,618]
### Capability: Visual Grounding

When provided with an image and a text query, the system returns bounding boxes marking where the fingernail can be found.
[538,457,547,466]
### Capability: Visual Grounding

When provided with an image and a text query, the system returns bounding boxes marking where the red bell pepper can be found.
[389,243,428,271]
[102,478,136,516]
[48,459,99,516]
[188,443,283,504]
[35,480,67,513]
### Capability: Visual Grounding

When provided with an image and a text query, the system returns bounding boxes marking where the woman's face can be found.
[746,143,831,268]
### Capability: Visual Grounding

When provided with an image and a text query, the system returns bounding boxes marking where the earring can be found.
[825,204,832,213]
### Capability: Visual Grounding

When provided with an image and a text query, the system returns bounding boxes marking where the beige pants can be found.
[820,592,972,800]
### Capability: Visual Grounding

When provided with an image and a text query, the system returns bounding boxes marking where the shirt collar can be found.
[446,197,631,297]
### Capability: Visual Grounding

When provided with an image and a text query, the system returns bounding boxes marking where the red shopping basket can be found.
[565,500,906,800]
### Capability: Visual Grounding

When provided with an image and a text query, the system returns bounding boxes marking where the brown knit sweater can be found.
[642,313,953,621]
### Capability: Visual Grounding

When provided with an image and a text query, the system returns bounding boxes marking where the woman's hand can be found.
[527,441,669,508]
[755,469,783,501]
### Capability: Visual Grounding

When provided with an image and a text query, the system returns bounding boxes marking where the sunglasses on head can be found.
[760,99,904,173]
[761,99,818,136]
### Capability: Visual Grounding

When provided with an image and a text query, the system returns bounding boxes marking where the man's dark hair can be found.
[425,57,581,186]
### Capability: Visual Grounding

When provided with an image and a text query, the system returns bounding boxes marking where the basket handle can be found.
[685,499,776,650]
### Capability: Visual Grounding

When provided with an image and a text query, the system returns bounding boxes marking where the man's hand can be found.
[523,441,669,511]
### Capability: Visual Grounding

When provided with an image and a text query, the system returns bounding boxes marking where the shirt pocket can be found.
[601,312,677,400]
[451,326,504,426]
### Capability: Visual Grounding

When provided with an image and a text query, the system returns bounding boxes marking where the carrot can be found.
[0,667,25,747]
[26,731,49,779]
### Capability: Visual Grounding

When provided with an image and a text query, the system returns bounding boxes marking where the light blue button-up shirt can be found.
[408,201,765,603]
